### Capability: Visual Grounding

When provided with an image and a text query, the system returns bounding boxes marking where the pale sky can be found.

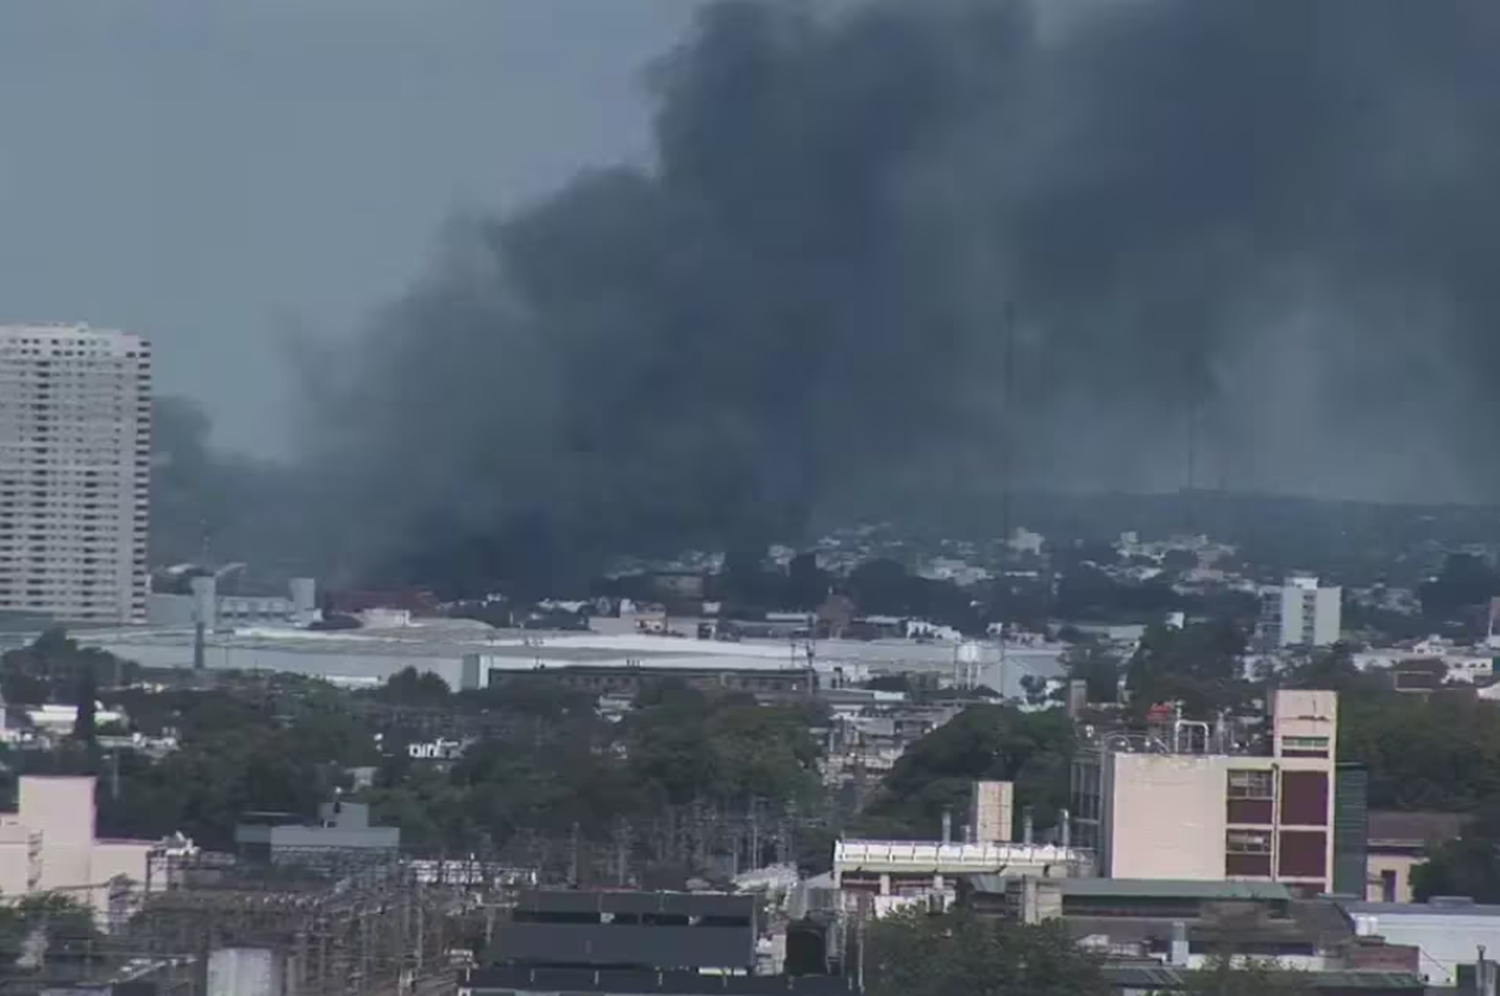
[0,0,705,454]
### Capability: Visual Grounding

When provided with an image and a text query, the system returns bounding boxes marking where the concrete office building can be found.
[146,574,319,629]
[234,800,400,866]
[1261,576,1342,648]
[0,324,151,623]
[1072,690,1340,892]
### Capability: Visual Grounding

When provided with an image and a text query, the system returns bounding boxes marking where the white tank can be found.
[207,947,283,996]
[289,577,317,614]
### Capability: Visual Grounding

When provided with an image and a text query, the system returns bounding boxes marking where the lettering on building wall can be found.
[408,738,465,760]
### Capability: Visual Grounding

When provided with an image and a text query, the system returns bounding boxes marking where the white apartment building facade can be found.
[1261,575,1343,648]
[0,324,152,622]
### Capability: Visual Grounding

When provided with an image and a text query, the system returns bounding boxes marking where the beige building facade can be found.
[0,323,152,622]
[1074,690,1340,892]
[0,776,159,925]
[968,780,1014,844]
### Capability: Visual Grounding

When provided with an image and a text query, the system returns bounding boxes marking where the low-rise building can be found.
[1340,897,1500,987]
[234,800,399,867]
[1365,811,1470,903]
[148,575,320,629]
[0,775,182,926]
[832,839,1090,913]
[960,877,1421,982]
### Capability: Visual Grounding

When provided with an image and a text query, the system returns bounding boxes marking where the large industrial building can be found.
[0,323,152,623]
[1071,689,1340,892]
[61,620,1066,698]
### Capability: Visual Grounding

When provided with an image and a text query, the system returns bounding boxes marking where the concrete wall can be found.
[1106,753,1228,879]
[1311,587,1342,646]
[208,946,285,996]
[0,823,37,895]
[5,776,155,925]
[969,781,1014,843]
[1367,853,1423,903]
[1274,689,1340,750]
[88,640,469,690]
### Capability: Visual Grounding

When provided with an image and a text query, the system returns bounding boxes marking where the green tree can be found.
[0,894,103,972]
[1278,642,1382,700]
[1063,640,1123,704]
[859,705,1073,838]
[373,667,451,707]
[1338,695,1500,812]
[1177,955,1311,996]
[72,666,98,746]
[1127,620,1249,715]
[1412,804,1500,902]
[865,909,1109,996]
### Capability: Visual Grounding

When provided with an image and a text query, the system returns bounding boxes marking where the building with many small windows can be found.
[1260,575,1342,648]
[0,324,151,623]
[1071,690,1340,892]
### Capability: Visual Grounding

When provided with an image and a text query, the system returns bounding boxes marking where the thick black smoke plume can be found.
[298,0,1500,592]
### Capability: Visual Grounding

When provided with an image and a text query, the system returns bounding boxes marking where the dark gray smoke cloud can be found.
[299,0,1500,590]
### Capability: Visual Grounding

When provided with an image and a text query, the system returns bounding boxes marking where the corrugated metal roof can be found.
[1102,965,1424,990]
[1062,879,1294,901]
[1102,964,1182,987]
[1309,971,1426,989]
[1341,899,1500,918]
[1366,810,1471,846]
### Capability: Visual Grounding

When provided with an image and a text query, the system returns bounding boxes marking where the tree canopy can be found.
[1126,620,1250,716]
[865,909,1109,996]
[858,704,1074,838]
[1412,805,1500,902]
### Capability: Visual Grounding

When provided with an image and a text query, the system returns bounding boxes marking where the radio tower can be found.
[1000,303,1016,545]
[998,304,1016,700]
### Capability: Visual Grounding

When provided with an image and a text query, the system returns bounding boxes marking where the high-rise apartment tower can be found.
[1260,575,1343,648]
[0,324,151,622]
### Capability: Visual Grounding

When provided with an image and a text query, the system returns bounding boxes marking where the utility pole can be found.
[568,822,581,888]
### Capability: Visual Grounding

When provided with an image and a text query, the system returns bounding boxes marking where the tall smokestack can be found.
[1022,806,1034,845]
[941,807,954,845]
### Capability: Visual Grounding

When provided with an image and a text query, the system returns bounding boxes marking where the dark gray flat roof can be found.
[1062,879,1294,901]
[1341,899,1500,918]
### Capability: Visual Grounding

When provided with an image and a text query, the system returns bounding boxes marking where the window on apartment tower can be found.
[1228,770,1274,799]
[1225,829,1273,877]
[1281,735,1330,758]
[1227,768,1275,823]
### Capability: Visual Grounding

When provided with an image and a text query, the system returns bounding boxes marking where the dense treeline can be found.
[855,705,1074,839]
[2,658,827,881]
[11,620,1500,891]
